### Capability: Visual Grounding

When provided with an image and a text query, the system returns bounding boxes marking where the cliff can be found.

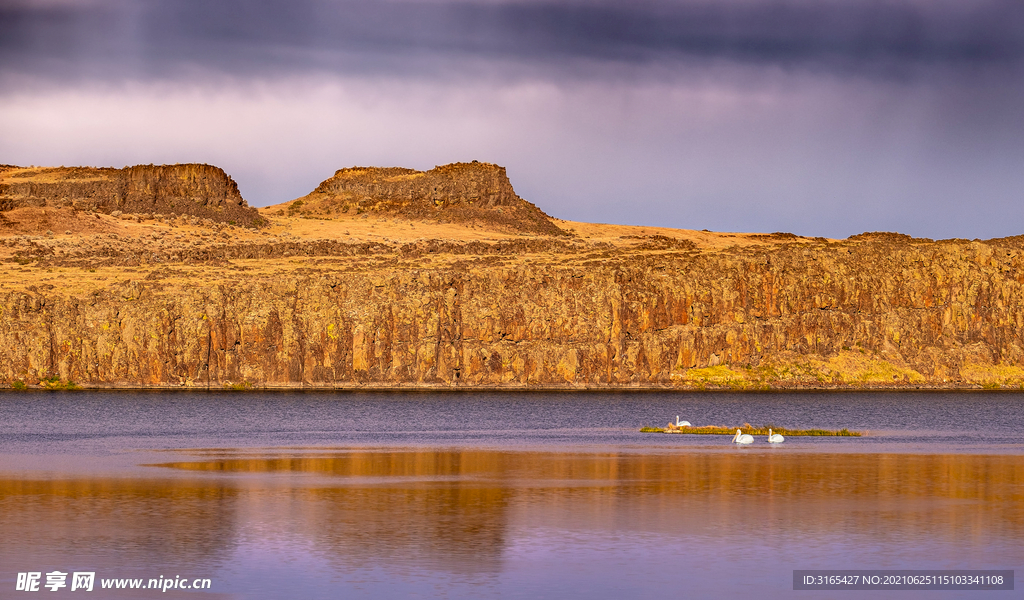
[284,162,565,236]
[0,164,265,228]
[2,216,1024,389]
[3,162,1024,390]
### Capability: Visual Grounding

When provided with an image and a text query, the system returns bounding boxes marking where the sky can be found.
[1,0,1022,239]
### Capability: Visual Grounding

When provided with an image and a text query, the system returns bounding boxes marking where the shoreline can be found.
[2,382,1023,393]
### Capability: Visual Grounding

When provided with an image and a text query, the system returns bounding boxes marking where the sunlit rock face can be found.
[2,232,1024,389]
[290,162,565,237]
[0,164,265,228]
[2,163,1024,390]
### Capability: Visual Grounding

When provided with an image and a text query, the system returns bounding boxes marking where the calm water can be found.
[0,391,1021,599]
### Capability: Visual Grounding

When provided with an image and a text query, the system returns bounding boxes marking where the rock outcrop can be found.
[0,164,265,228]
[3,161,1024,389]
[3,231,1024,389]
[288,162,565,236]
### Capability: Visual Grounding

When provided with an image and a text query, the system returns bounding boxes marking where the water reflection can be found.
[2,449,1021,597]
[154,450,1024,569]
[153,448,1024,503]
[0,479,238,571]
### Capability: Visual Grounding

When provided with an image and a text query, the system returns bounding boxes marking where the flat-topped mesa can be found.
[296,161,566,236]
[0,163,266,227]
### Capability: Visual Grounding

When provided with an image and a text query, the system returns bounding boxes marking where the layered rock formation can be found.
[2,230,1024,389]
[288,162,564,236]
[0,164,265,228]
[2,161,1024,389]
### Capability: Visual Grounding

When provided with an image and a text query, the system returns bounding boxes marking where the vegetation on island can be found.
[641,423,862,436]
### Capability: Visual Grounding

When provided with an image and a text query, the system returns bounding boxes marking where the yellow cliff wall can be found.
[3,234,1024,389]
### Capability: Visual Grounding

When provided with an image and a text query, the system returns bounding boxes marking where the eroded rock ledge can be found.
[286,162,565,236]
[0,164,265,228]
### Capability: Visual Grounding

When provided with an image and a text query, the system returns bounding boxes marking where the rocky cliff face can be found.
[2,231,1024,389]
[290,162,565,236]
[0,164,265,228]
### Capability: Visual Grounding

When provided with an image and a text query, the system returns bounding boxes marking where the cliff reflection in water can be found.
[2,449,1022,583]
[157,449,1024,569]
[157,450,519,574]
[0,478,238,570]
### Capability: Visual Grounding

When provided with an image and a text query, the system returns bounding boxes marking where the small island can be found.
[641,422,862,436]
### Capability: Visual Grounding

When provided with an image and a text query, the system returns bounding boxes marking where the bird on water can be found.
[732,429,754,444]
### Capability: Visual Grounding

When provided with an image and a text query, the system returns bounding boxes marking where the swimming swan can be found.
[767,429,785,444]
[676,416,691,427]
[732,429,754,444]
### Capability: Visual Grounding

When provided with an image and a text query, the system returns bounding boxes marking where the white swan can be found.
[767,429,785,444]
[732,429,754,444]
[676,416,691,427]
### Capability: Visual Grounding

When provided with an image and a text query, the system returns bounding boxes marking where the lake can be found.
[0,391,1021,598]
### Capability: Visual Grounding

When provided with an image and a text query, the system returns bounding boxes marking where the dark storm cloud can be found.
[4,0,1024,239]
[2,0,1023,82]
